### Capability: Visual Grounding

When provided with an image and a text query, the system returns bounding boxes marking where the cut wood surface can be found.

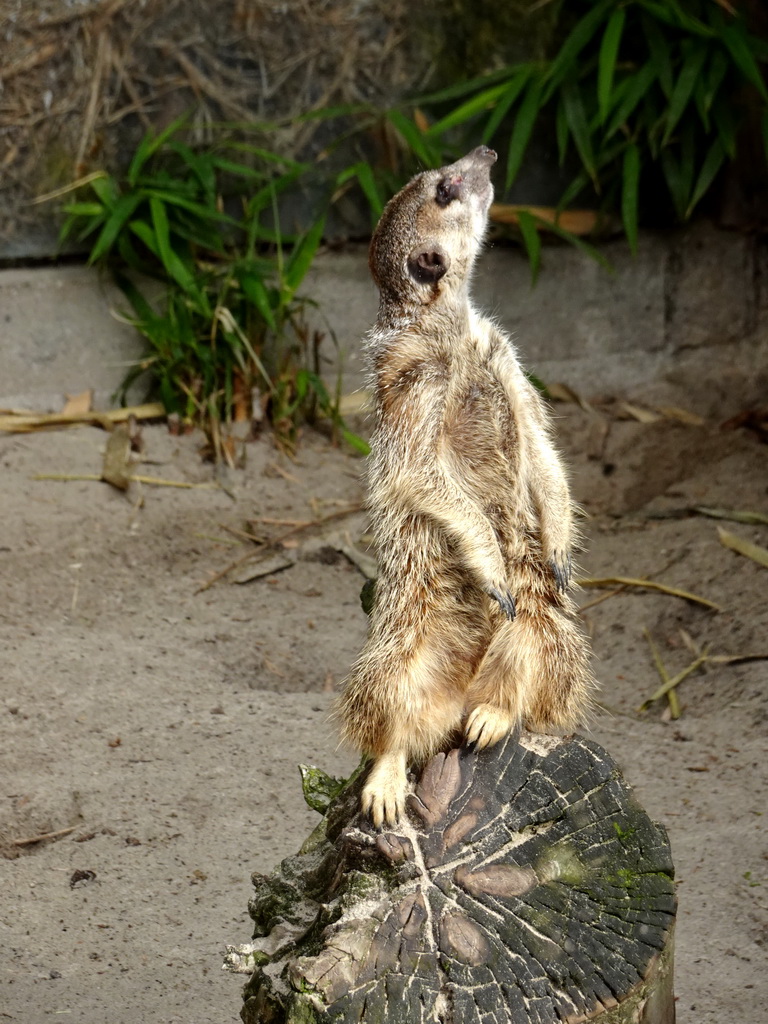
[228,733,676,1024]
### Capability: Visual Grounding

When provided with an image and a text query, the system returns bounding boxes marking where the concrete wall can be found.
[2,224,766,416]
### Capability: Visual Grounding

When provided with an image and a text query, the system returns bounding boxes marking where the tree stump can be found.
[226,732,676,1024]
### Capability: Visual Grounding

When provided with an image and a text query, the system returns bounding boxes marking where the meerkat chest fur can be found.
[365,150,542,556]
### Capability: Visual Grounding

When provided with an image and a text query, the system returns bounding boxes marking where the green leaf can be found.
[61,202,106,217]
[721,23,768,102]
[711,97,737,158]
[621,143,641,255]
[516,210,541,285]
[209,156,269,180]
[143,189,235,225]
[482,70,532,143]
[663,42,710,145]
[704,48,729,114]
[336,162,384,220]
[555,96,569,166]
[543,0,614,103]
[692,74,710,132]
[339,427,371,456]
[284,215,326,299]
[149,196,196,293]
[642,14,674,99]
[224,142,306,173]
[167,141,216,201]
[427,82,509,137]
[113,271,161,326]
[538,215,612,270]
[90,175,119,210]
[598,9,626,124]
[686,137,726,218]
[505,77,544,188]
[386,109,441,167]
[88,193,143,263]
[605,62,659,138]
[678,120,697,215]
[562,80,597,184]
[414,66,520,107]
[128,115,189,186]
[240,273,277,331]
[660,150,687,221]
[636,0,714,38]
[127,114,189,186]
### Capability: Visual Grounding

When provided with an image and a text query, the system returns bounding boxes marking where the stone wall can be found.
[3,225,766,417]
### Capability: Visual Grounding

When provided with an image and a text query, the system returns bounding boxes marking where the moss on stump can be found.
[227,732,676,1023]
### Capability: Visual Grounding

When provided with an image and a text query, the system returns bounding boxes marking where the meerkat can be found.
[336,146,594,827]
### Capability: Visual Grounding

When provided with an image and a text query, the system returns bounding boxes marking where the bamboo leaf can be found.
[143,189,237,225]
[642,14,674,98]
[540,216,612,269]
[598,9,626,124]
[621,143,641,255]
[678,120,697,217]
[482,71,532,143]
[386,109,441,167]
[426,82,509,137]
[240,273,277,331]
[711,97,738,158]
[686,137,726,217]
[605,62,658,137]
[663,42,710,145]
[505,78,544,188]
[284,215,326,299]
[90,175,119,210]
[721,23,768,102]
[717,527,768,568]
[543,0,614,103]
[516,210,542,285]
[61,202,106,217]
[336,162,384,220]
[661,150,686,220]
[705,48,730,112]
[556,96,569,167]
[149,196,196,293]
[88,193,143,263]
[636,0,715,37]
[127,114,189,186]
[562,81,597,183]
[413,65,519,106]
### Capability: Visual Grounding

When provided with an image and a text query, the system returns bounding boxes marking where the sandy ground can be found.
[1,395,767,1022]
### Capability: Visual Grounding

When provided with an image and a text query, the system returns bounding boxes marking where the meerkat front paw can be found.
[464,704,516,750]
[549,551,573,592]
[361,752,408,828]
[486,586,516,620]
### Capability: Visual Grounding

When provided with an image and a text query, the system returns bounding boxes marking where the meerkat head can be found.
[369,146,497,312]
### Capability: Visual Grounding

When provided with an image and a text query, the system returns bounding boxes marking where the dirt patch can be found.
[1,408,766,1022]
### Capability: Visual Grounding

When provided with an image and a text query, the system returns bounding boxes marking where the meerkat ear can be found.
[407,244,451,285]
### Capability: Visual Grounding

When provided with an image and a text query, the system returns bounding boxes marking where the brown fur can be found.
[336,147,595,826]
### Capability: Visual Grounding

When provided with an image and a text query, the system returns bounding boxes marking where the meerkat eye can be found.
[435,177,461,207]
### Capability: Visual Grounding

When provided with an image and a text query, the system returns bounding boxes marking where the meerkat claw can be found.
[550,553,572,592]
[488,587,516,620]
[361,754,408,828]
[465,704,516,750]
